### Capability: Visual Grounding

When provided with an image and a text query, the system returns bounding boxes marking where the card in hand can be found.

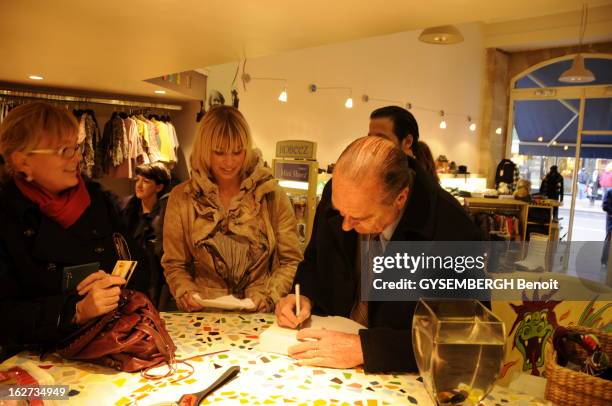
[62,262,100,293]
[111,260,137,283]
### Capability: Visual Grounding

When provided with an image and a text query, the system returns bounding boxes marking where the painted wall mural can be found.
[493,291,611,384]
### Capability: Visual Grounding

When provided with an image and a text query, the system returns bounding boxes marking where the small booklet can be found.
[192,293,256,311]
[257,315,365,355]
[62,262,100,292]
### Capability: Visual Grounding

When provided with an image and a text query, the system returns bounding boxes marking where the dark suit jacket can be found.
[295,157,483,373]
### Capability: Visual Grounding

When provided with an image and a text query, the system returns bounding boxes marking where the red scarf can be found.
[14,175,91,229]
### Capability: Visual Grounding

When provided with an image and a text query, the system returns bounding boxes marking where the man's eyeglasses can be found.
[28,143,85,160]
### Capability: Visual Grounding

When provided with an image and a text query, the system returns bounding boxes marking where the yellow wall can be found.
[205,23,485,172]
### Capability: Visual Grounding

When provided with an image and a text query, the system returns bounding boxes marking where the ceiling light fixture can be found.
[495,127,503,135]
[28,75,43,80]
[310,84,353,109]
[278,86,288,103]
[345,96,353,109]
[361,95,412,111]
[439,111,447,129]
[559,5,595,84]
[468,116,476,132]
[242,73,288,103]
[154,90,166,94]
[418,25,464,45]
[564,145,569,150]
[559,54,595,84]
[538,136,544,142]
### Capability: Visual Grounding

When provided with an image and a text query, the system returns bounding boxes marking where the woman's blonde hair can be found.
[190,105,253,178]
[0,102,79,174]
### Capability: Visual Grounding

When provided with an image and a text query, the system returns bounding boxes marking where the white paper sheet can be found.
[192,293,256,310]
[257,315,365,355]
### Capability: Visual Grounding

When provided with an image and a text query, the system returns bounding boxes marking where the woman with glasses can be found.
[162,106,302,312]
[0,102,141,360]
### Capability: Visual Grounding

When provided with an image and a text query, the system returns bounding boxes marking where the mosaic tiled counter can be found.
[0,312,549,405]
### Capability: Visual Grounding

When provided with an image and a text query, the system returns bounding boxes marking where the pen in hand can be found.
[295,283,301,330]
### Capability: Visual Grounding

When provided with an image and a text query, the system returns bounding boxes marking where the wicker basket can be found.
[545,325,612,406]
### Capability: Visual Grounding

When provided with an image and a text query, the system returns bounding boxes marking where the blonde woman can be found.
[162,106,302,312]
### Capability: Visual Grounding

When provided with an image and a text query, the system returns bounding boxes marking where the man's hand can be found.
[288,329,364,369]
[275,294,312,328]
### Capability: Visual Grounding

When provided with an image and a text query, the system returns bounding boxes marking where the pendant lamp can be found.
[559,5,595,84]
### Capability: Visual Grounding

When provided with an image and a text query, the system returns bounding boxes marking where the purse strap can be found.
[141,350,230,381]
[137,301,180,380]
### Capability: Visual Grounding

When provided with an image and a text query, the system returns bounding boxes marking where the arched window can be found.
[507,54,612,242]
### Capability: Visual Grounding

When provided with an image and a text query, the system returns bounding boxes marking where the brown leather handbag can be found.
[57,289,177,374]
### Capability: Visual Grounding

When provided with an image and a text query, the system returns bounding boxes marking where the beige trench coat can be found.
[161,159,302,310]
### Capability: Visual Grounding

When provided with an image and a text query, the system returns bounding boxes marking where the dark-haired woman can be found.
[120,162,171,304]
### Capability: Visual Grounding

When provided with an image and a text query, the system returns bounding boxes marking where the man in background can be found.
[368,106,419,157]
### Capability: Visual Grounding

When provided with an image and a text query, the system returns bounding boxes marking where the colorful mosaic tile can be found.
[0,312,549,405]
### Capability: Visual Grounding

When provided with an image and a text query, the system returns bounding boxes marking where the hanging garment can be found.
[540,171,564,202]
[108,117,140,179]
[495,159,519,192]
[131,116,151,165]
[469,213,520,241]
[167,121,179,162]
[74,110,100,179]
[151,119,178,163]
[145,118,162,163]
[99,113,127,173]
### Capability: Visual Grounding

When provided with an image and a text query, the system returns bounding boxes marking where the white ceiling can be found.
[1,0,611,100]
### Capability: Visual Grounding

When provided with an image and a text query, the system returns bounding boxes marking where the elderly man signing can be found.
[275,136,482,373]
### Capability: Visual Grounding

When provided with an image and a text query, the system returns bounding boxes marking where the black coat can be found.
[540,171,564,202]
[120,194,167,253]
[603,189,612,233]
[120,194,168,303]
[295,157,483,373]
[0,180,145,359]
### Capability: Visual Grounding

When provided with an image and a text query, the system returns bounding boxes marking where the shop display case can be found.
[273,140,319,249]
[439,173,487,193]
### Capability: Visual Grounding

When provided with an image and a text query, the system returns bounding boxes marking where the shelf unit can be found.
[464,197,529,240]
[526,203,559,241]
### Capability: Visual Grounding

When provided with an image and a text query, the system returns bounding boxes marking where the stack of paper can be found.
[257,316,365,355]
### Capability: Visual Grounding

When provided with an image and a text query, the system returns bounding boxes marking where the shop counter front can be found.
[0,312,549,405]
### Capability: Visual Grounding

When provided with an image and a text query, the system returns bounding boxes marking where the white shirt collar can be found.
[379,206,405,249]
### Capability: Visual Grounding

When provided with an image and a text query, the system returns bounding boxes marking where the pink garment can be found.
[600,171,612,188]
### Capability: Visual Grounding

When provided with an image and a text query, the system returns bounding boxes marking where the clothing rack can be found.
[464,197,529,240]
[0,89,182,111]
